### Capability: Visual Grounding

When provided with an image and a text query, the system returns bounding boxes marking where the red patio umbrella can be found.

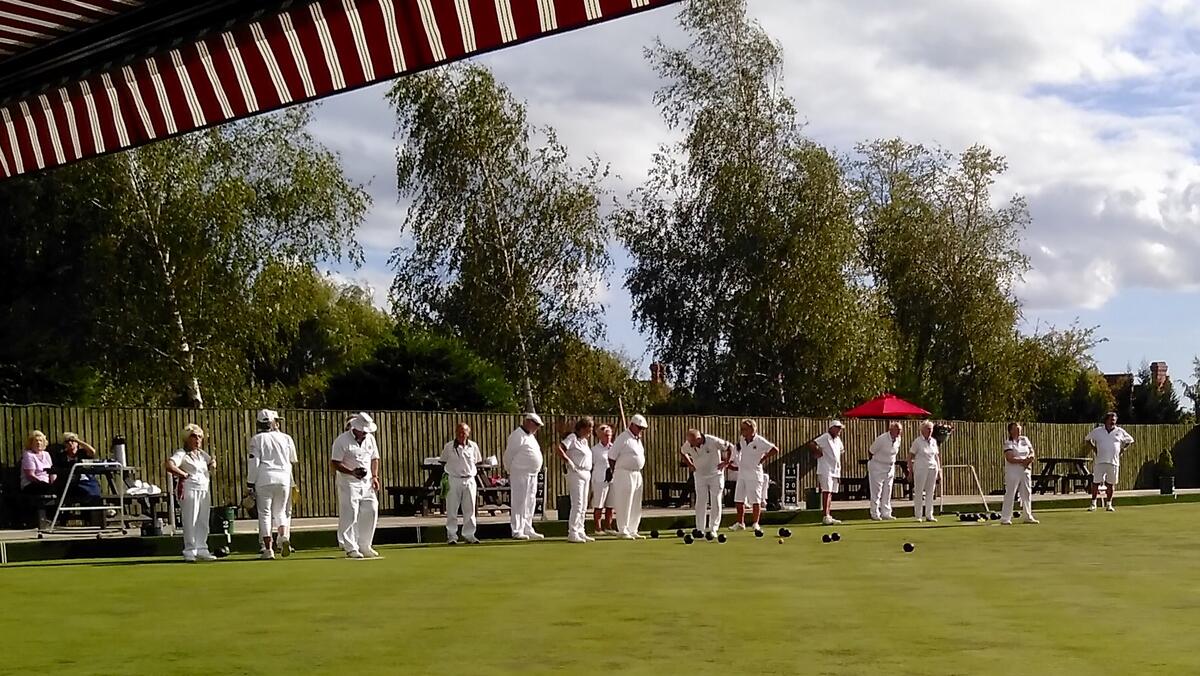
[842,393,930,419]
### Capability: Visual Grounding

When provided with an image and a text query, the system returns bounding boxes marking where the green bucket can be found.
[210,506,236,534]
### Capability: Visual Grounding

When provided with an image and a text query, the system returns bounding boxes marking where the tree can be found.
[324,327,517,412]
[1130,363,1184,424]
[532,338,667,415]
[385,64,610,413]
[1182,357,1200,415]
[85,107,368,407]
[850,139,1031,419]
[1019,325,1112,423]
[616,0,892,416]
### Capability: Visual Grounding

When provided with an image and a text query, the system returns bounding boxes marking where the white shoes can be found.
[464,537,481,544]
[279,538,292,558]
[1000,520,1013,526]
[582,535,596,542]
[346,550,364,559]
[603,529,620,536]
[1106,503,1116,512]
[822,516,841,526]
[915,517,925,523]
[526,531,546,540]
[182,554,197,563]
[883,515,897,521]
[730,523,746,531]
[869,516,882,521]
[753,523,763,533]
[567,536,587,543]
[447,539,459,545]
[511,533,530,541]
[927,517,938,523]
[260,549,275,560]
[618,532,635,540]
[195,552,217,561]
[1087,502,1097,512]
[1023,517,1040,524]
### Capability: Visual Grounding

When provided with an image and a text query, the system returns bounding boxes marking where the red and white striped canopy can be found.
[0,0,679,180]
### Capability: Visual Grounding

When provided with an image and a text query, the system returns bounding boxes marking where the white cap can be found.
[523,412,544,426]
[256,409,282,423]
[630,414,649,429]
[829,420,844,429]
[349,412,378,433]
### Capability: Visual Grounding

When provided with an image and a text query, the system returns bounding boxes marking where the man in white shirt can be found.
[330,412,381,558]
[590,425,617,535]
[557,417,596,543]
[1085,412,1135,512]
[248,409,298,559]
[608,414,649,539]
[732,419,778,533]
[504,412,545,540]
[680,429,734,537]
[867,422,902,521]
[441,422,482,544]
[807,421,846,526]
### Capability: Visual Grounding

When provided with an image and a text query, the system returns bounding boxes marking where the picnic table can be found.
[1033,457,1091,495]
[655,481,691,507]
[387,455,511,516]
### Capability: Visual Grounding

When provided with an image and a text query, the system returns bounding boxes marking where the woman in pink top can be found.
[20,430,57,495]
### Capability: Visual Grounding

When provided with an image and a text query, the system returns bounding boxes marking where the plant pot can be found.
[1159,476,1175,495]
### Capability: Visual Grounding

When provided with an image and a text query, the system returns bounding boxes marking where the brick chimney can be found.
[649,362,667,384]
[1150,361,1169,389]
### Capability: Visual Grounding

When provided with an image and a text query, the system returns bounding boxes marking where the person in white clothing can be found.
[504,412,545,540]
[1086,412,1135,512]
[590,425,617,535]
[807,421,846,526]
[908,421,941,523]
[732,419,778,533]
[330,412,381,558]
[247,409,298,559]
[608,414,649,539]
[867,422,902,521]
[557,417,595,543]
[680,429,733,536]
[1001,422,1038,525]
[441,422,481,544]
[164,424,217,562]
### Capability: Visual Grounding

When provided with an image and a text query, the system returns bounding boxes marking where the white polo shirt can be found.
[590,442,613,478]
[737,434,776,475]
[560,433,593,473]
[440,439,481,478]
[331,430,379,484]
[609,430,646,471]
[682,434,730,479]
[814,432,844,478]
[504,427,543,474]
[909,435,940,470]
[1086,425,1134,466]
[868,432,901,466]
[1003,436,1034,462]
[170,449,212,490]
[248,430,297,487]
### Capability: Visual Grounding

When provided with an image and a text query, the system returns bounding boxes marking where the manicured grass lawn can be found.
[4,503,1200,675]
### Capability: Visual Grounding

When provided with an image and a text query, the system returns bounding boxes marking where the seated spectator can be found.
[53,433,101,499]
[20,430,56,496]
[53,433,103,525]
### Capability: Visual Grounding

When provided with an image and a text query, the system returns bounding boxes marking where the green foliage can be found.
[617,0,892,416]
[1019,325,1113,423]
[850,139,1031,419]
[324,328,517,412]
[386,64,610,412]
[532,337,668,414]
[1130,364,1184,424]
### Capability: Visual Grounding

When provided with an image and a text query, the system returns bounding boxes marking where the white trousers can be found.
[181,486,212,558]
[694,474,724,533]
[271,487,291,539]
[256,483,288,539]
[611,469,644,537]
[566,469,590,539]
[912,466,938,520]
[1002,465,1034,521]
[509,471,540,536]
[867,462,895,519]
[446,477,478,542]
[337,480,378,554]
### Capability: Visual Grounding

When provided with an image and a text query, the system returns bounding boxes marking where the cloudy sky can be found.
[311,0,1200,387]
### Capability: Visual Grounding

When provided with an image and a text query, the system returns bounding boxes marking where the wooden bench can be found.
[835,477,868,501]
[477,485,511,516]
[386,486,436,516]
[1032,473,1062,495]
[1062,473,1091,494]
[654,481,691,507]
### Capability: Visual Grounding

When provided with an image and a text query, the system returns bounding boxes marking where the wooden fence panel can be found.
[2,405,1195,518]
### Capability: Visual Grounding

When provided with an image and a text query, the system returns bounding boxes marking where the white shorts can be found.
[590,475,612,509]
[735,472,764,505]
[817,473,839,493]
[1093,462,1119,485]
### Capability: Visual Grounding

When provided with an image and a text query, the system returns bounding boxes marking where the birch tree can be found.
[386,64,610,413]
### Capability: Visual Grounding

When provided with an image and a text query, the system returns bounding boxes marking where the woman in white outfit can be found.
[1001,422,1039,525]
[908,421,941,523]
[557,417,595,543]
[590,425,616,535]
[165,424,217,562]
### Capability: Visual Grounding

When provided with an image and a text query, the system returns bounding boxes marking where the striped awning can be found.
[0,0,679,179]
